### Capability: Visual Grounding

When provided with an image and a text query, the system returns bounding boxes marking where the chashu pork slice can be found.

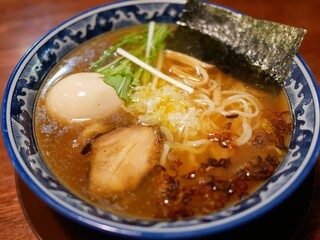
[88,125,162,196]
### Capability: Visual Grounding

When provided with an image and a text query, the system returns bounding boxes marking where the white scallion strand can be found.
[116,48,194,94]
[145,21,155,58]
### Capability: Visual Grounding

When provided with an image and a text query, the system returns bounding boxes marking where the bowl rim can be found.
[2,0,320,239]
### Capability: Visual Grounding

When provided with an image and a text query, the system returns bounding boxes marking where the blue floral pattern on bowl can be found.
[2,0,320,239]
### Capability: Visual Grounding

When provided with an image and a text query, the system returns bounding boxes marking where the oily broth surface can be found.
[35,25,292,219]
[35,27,141,197]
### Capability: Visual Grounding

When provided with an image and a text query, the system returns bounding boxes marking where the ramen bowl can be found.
[2,0,320,239]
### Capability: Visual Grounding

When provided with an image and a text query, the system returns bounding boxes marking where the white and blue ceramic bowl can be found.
[2,0,320,239]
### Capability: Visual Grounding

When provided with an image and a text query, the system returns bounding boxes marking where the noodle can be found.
[164,49,213,69]
[219,94,260,118]
[160,126,174,142]
[129,49,263,166]
[235,118,253,145]
[185,139,211,147]
[160,142,171,166]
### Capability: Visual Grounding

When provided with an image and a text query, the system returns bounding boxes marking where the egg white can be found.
[46,72,124,122]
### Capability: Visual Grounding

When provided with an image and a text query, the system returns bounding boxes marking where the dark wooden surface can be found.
[0,0,319,239]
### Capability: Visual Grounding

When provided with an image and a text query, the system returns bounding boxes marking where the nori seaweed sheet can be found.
[167,0,306,94]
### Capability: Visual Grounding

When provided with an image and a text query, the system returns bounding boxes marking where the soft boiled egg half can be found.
[46,72,124,122]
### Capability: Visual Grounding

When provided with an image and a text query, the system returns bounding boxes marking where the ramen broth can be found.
[35,25,292,219]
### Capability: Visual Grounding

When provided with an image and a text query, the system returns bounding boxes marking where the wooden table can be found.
[0,0,319,239]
